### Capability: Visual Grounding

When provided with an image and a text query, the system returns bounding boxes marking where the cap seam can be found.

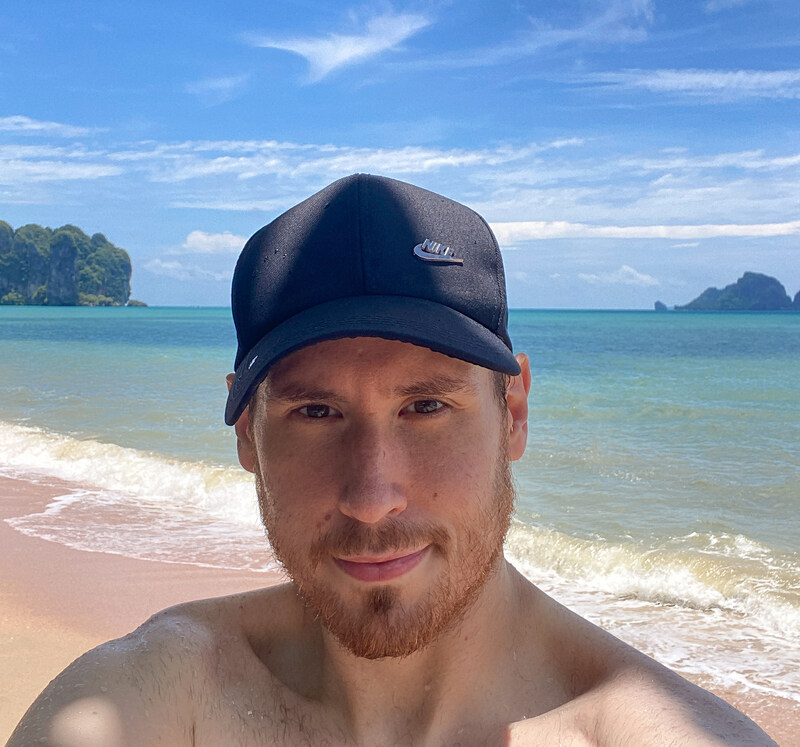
[356,174,366,291]
[475,210,503,333]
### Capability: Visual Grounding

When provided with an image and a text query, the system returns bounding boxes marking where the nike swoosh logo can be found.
[413,238,463,265]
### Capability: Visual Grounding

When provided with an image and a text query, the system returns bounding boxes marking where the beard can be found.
[255,450,515,661]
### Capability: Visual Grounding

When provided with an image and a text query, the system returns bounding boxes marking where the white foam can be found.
[507,523,800,633]
[37,489,92,515]
[1,421,277,572]
[0,421,261,527]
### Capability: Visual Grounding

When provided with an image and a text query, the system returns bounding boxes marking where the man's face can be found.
[237,337,520,659]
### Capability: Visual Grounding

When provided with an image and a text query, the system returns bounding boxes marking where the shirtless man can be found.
[10,175,775,746]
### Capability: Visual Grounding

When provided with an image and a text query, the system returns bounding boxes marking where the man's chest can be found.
[192,673,351,747]
[192,692,598,747]
[189,640,597,746]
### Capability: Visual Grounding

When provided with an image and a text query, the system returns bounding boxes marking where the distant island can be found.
[0,221,144,306]
[656,272,800,312]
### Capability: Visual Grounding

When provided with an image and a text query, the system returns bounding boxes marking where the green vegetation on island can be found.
[656,272,799,312]
[0,221,144,306]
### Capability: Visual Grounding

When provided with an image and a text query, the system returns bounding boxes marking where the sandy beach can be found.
[0,474,281,743]
[1,473,796,745]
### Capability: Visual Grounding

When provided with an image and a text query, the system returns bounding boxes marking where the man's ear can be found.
[506,353,531,462]
[227,373,257,473]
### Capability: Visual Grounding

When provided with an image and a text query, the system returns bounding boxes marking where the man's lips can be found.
[333,546,429,582]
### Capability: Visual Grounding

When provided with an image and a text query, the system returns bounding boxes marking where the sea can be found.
[0,307,798,704]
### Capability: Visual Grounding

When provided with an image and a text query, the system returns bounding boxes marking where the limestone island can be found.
[656,272,800,312]
[0,221,145,306]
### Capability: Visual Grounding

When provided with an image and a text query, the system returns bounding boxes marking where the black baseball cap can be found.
[225,173,520,426]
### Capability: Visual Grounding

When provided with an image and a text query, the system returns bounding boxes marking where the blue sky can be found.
[1,0,798,308]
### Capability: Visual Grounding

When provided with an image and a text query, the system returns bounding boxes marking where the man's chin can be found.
[287,578,424,659]
[301,573,480,660]
[328,607,437,660]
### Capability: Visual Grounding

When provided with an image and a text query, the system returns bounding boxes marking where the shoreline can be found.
[1,473,795,745]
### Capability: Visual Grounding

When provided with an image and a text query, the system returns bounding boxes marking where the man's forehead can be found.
[263,336,491,396]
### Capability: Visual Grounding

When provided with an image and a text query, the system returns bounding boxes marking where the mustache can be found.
[309,519,450,565]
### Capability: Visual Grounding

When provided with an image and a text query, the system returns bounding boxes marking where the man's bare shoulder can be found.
[8,583,295,747]
[595,663,778,746]
[508,666,778,747]
[511,584,778,746]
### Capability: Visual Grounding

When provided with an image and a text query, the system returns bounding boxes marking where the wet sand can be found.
[1,474,795,745]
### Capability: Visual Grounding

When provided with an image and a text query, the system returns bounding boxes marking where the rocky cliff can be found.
[0,222,132,306]
[675,272,797,311]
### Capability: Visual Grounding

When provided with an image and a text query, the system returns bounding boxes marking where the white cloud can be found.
[0,131,796,235]
[0,144,105,159]
[177,230,246,254]
[169,197,294,211]
[0,115,91,137]
[0,159,121,184]
[143,258,231,282]
[491,219,800,243]
[0,142,118,184]
[0,135,576,193]
[106,137,584,184]
[623,149,800,171]
[584,69,800,101]
[295,146,488,176]
[415,0,653,70]
[579,265,659,287]
[247,12,430,82]
[185,74,250,105]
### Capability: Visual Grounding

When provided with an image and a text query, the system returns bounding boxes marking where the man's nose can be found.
[337,422,408,524]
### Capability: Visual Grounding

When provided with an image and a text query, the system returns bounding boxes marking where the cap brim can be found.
[225,295,520,425]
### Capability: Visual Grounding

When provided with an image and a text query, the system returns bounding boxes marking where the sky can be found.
[1,0,799,309]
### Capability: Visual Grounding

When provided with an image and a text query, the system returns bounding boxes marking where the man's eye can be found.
[407,399,444,415]
[299,404,333,418]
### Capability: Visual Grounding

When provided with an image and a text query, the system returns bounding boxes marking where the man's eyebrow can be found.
[265,383,342,404]
[264,375,478,403]
[394,375,478,398]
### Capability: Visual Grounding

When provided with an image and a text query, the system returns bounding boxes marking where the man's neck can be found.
[305,558,541,744]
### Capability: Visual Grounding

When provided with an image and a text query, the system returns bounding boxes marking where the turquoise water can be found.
[1,306,798,701]
[514,311,800,553]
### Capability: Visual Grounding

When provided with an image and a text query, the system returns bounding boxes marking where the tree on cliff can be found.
[0,222,132,306]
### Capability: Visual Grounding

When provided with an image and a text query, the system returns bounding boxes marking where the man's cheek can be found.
[262,451,334,503]
[412,446,494,497]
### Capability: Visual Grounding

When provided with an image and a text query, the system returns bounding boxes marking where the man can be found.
[10,175,775,746]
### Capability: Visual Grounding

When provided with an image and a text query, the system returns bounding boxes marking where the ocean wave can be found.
[0,421,260,527]
[505,521,800,641]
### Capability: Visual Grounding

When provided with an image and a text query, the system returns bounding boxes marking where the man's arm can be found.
[8,609,202,747]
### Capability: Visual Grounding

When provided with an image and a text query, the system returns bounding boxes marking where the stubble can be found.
[254,449,516,660]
